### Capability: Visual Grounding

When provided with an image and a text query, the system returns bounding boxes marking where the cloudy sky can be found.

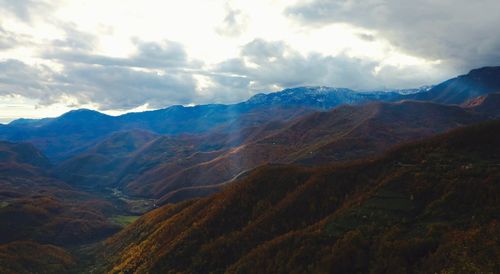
[0,0,499,122]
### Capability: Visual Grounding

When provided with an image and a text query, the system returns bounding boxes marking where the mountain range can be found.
[1,66,500,273]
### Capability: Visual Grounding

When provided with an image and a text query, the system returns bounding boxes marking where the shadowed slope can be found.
[0,241,76,274]
[54,130,159,188]
[409,66,500,104]
[0,141,50,169]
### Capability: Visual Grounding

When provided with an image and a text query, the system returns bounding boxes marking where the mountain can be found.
[94,100,487,203]
[95,120,500,273]
[1,109,121,161]
[53,130,159,189]
[409,66,500,104]
[0,105,310,160]
[54,117,290,191]
[244,87,403,108]
[0,142,123,273]
[0,88,404,160]
[0,141,50,169]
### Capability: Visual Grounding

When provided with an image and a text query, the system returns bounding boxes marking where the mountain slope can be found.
[121,100,487,201]
[0,241,76,274]
[0,105,312,160]
[97,120,500,274]
[409,66,500,104]
[53,130,159,189]
[0,109,120,160]
[0,142,122,273]
[53,115,292,191]
[0,141,50,169]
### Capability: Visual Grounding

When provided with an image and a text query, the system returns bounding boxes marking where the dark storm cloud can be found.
[286,0,500,70]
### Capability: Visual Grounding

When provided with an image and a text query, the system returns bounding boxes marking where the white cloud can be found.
[216,4,248,37]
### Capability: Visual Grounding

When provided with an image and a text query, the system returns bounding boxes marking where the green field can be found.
[110,215,140,227]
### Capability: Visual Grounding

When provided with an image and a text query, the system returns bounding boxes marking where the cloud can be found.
[0,59,60,103]
[51,23,98,52]
[216,4,248,37]
[45,38,199,70]
[0,27,32,49]
[0,28,201,109]
[215,39,330,89]
[214,39,448,92]
[0,0,56,22]
[0,58,199,110]
[286,0,500,70]
[43,33,203,108]
[54,64,199,110]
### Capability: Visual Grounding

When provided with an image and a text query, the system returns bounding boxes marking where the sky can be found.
[0,0,499,123]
